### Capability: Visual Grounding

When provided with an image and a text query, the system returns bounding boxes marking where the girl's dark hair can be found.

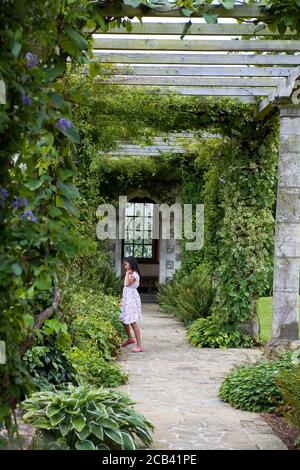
[123,256,140,275]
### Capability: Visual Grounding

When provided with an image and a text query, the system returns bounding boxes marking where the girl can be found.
[120,256,143,353]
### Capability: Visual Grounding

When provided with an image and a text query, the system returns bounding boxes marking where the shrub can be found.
[23,319,78,390]
[157,268,214,325]
[22,384,154,450]
[276,361,300,447]
[62,286,125,338]
[219,353,296,413]
[61,286,126,387]
[71,257,122,297]
[188,317,254,348]
[70,315,121,360]
[67,347,126,388]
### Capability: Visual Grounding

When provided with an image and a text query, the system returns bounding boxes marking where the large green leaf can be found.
[60,420,72,437]
[75,439,95,450]
[25,179,43,191]
[35,272,52,291]
[90,422,104,441]
[203,11,218,24]
[120,431,136,450]
[95,417,118,429]
[46,404,62,417]
[50,411,65,426]
[65,26,88,51]
[71,414,86,433]
[59,125,81,144]
[57,180,80,200]
[77,424,91,440]
[104,428,123,445]
[221,0,235,10]
[56,195,79,216]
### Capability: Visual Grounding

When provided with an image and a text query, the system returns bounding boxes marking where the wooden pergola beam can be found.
[96,75,282,87]
[93,52,300,66]
[104,23,296,37]
[93,38,300,53]
[98,3,269,19]
[97,65,294,78]
[103,85,269,97]
[257,66,300,118]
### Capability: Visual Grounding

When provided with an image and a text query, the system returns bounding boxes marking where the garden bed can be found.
[262,413,300,451]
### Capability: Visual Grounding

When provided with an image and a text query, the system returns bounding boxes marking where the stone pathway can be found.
[118,304,287,450]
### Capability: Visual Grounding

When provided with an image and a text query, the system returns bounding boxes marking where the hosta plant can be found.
[21,384,154,450]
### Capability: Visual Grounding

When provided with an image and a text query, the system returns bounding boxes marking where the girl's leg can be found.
[121,323,135,346]
[131,322,142,349]
[124,323,133,340]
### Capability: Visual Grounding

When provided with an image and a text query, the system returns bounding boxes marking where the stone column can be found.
[272,105,300,341]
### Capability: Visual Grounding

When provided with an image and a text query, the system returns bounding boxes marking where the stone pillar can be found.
[272,105,300,341]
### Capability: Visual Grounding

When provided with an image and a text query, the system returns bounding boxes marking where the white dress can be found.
[120,271,142,325]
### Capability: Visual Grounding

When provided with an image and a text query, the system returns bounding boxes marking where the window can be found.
[123,201,156,261]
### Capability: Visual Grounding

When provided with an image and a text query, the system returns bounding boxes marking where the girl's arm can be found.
[124,270,135,287]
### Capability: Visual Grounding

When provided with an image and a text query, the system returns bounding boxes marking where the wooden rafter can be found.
[104,23,296,37]
[97,65,294,78]
[93,52,300,66]
[96,75,283,87]
[93,38,300,52]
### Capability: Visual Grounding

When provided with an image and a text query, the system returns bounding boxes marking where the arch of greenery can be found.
[1,0,300,435]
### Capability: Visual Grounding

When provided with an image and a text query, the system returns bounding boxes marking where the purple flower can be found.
[11,197,29,209]
[22,95,32,105]
[219,178,226,184]
[20,209,37,222]
[25,52,39,68]
[0,188,9,199]
[56,118,72,132]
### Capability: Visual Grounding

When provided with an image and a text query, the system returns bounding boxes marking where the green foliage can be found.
[276,360,300,447]
[219,353,296,412]
[23,341,78,391]
[157,268,214,325]
[0,0,118,433]
[67,348,125,388]
[23,318,78,390]
[22,384,154,450]
[188,317,254,349]
[62,285,125,338]
[62,285,127,387]
[260,0,300,35]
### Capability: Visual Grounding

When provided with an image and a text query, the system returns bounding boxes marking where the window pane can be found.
[125,230,134,241]
[144,217,153,232]
[134,245,143,257]
[125,217,134,231]
[134,230,143,242]
[143,230,152,242]
[134,203,144,217]
[134,216,143,232]
[144,203,153,217]
[143,245,153,258]
[124,244,133,257]
[126,203,134,216]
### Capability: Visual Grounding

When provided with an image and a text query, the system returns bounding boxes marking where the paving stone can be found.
[118,304,287,450]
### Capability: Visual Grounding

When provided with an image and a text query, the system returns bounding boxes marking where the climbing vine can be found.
[0,0,290,438]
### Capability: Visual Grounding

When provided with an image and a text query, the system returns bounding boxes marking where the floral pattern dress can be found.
[120,271,142,325]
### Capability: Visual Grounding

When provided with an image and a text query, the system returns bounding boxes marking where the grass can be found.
[257,296,300,343]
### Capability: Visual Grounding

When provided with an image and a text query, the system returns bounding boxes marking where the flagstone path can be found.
[118,303,286,450]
